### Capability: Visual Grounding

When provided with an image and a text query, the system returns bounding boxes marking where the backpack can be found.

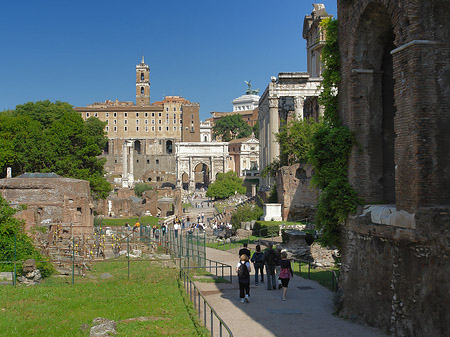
[237,262,249,280]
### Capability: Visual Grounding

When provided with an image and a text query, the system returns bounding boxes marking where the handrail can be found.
[180,267,233,337]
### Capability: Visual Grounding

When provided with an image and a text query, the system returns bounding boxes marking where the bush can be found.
[134,183,153,197]
[252,221,280,237]
[230,203,263,231]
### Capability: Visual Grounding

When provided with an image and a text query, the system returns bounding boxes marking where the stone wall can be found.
[276,163,318,221]
[339,206,450,336]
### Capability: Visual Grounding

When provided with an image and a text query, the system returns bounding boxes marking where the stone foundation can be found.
[338,206,450,336]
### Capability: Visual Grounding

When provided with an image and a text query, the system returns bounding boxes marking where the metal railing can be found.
[180,267,233,337]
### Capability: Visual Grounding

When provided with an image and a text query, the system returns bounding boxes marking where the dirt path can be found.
[194,247,386,337]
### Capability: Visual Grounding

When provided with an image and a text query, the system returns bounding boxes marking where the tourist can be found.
[238,243,251,259]
[275,246,283,289]
[251,244,264,286]
[236,254,251,303]
[174,222,180,238]
[278,251,293,301]
[263,242,277,290]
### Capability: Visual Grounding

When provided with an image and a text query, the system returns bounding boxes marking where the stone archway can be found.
[181,172,189,190]
[352,2,396,204]
[194,163,210,189]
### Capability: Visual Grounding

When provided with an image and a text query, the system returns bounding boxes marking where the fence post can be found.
[72,235,75,285]
[127,236,130,280]
[13,232,16,287]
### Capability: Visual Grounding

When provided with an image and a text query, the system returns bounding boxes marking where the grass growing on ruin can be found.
[0,259,209,336]
[99,215,160,227]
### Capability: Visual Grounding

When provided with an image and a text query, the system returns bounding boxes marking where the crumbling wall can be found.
[276,163,318,221]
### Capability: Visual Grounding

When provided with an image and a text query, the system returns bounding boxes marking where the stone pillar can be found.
[129,143,134,187]
[122,141,128,188]
[251,184,257,197]
[294,96,304,120]
[188,157,195,192]
[268,97,279,165]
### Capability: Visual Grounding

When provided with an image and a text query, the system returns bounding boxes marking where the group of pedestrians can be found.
[236,242,293,303]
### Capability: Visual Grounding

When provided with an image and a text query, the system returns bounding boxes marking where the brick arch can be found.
[347,2,397,204]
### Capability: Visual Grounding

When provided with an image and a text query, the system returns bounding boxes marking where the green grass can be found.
[182,203,193,209]
[292,261,339,291]
[100,216,160,227]
[0,259,209,336]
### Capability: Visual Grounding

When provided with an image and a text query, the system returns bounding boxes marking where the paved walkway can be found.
[195,247,386,337]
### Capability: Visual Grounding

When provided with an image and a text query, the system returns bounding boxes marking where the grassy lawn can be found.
[292,261,339,291]
[0,259,209,336]
[100,216,160,227]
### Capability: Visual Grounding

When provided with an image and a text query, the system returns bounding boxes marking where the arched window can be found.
[141,87,144,95]
[141,72,144,81]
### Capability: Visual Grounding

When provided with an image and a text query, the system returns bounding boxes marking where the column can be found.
[268,97,279,165]
[294,96,304,120]
[129,143,134,186]
[122,141,128,188]
[188,157,195,192]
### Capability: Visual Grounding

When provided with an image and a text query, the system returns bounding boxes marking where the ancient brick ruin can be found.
[337,0,450,335]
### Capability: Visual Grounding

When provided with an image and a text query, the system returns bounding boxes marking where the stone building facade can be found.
[75,58,200,187]
[0,173,94,237]
[259,4,331,189]
[228,136,260,178]
[337,1,450,335]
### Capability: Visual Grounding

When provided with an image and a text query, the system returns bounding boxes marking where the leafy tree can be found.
[231,203,263,231]
[205,171,246,199]
[252,120,259,139]
[134,183,153,197]
[0,101,111,199]
[212,114,252,142]
[0,196,54,277]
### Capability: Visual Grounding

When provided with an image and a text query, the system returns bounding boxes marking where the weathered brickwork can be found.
[337,0,450,335]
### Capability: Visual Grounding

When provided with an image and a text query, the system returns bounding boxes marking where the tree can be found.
[205,171,246,199]
[134,183,153,197]
[0,101,111,199]
[212,114,252,142]
[231,203,263,231]
[0,196,54,277]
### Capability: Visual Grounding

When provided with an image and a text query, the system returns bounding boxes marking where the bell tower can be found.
[136,56,150,106]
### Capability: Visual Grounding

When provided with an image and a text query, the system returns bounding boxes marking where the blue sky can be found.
[0,0,337,121]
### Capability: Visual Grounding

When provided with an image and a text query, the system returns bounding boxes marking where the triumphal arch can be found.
[175,142,231,192]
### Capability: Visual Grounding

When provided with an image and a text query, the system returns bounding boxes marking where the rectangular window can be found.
[136,126,139,131]
[152,112,155,117]
[145,126,148,132]
[174,119,177,124]
[152,119,155,124]
[124,120,128,125]
[173,126,177,131]
[94,112,98,117]
[114,120,117,125]
[114,126,117,132]
[173,107,176,111]
[145,119,148,124]
[113,112,117,117]
[136,113,139,118]
[166,107,168,112]
[166,113,169,118]
[124,112,128,117]
[144,112,148,117]
[180,119,182,124]
[166,126,169,131]
[166,119,169,124]
[106,112,109,118]
[159,112,162,117]
[158,120,162,124]
[158,126,162,131]
[105,126,109,132]
[136,120,139,124]
[152,126,155,131]
[86,112,89,118]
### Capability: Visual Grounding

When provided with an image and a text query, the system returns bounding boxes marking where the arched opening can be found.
[182,172,189,190]
[103,141,109,154]
[194,163,210,190]
[141,87,144,94]
[166,140,173,154]
[134,140,141,154]
[141,72,144,81]
[354,3,396,204]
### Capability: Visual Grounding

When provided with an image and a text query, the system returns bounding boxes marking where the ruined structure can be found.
[276,163,318,221]
[259,4,331,189]
[337,1,450,335]
[0,173,94,236]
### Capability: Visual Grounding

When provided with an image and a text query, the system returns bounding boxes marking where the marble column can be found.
[268,97,279,164]
[122,141,128,188]
[294,96,304,120]
[129,143,134,186]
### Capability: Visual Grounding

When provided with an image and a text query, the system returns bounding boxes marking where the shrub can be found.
[252,221,280,237]
[134,183,153,197]
[230,203,263,231]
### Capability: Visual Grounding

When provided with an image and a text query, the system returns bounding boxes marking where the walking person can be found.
[275,246,283,289]
[238,242,251,259]
[263,242,277,290]
[278,251,293,300]
[251,244,264,285]
[236,254,251,303]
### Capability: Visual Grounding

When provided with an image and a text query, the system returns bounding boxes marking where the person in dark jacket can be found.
[251,244,264,285]
[238,243,251,259]
[263,242,277,290]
